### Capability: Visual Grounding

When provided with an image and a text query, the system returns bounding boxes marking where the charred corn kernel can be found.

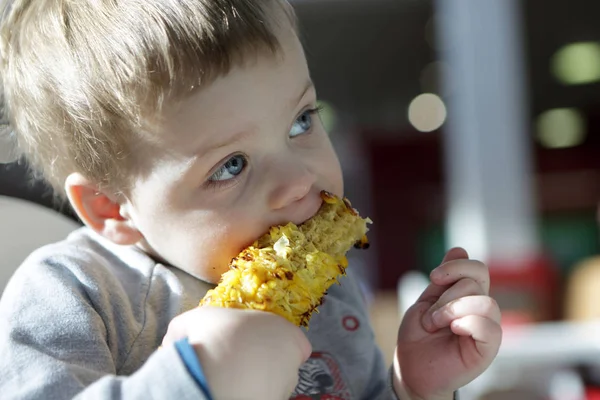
[321,190,337,204]
[339,256,349,268]
[354,235,370,250]
[200,190,372,327]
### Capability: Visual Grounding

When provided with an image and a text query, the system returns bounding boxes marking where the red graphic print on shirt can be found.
[290,352,351,400]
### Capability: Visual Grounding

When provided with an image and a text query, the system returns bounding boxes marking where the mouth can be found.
[290,191,324,226]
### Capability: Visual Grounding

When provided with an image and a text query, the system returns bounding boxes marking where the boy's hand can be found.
[163,307,311,400]
[393,248,502,400]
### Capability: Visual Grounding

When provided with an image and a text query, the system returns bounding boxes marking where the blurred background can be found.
[2,0,600,398]
[294,0,600,399]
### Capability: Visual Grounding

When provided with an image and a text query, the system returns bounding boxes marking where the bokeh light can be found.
[408,93,447,133]
[551,42,600,85]
[316,100,338,134]
[536,108,587,149]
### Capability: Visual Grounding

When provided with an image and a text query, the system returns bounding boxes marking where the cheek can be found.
[185,213,266,282]
[330,157,344,195]
[141,207,262,282]
[316,142,344,196]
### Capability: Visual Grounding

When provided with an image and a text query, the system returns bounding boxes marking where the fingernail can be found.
[422,311,435,331]
[431,309,442,326]
[451,319,466,331]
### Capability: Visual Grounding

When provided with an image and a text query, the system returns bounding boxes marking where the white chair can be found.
[0,195,80,295]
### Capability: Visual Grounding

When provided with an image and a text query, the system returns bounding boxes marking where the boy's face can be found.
[123,28,344,283]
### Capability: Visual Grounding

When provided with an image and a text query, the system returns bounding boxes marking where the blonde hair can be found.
[0,0,296,197]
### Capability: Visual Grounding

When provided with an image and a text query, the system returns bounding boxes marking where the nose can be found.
[268,160,317,211]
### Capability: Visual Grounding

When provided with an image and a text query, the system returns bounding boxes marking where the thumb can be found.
[293,328,313,363]
[441,247,469,264]
[161,307,207,346]
[161,315,189,346]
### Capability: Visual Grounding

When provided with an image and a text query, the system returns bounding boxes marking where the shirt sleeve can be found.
[175,338,214,399]
[72,345,211,400]
[387,367,461,400]
[0,248,209,400]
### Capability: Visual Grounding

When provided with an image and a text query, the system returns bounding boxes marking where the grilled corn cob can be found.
[200,190,371,327]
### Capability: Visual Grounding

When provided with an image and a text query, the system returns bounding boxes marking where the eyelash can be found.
[206,177,240,191]
[304,105,324,127]
[205,154,247,191]
[307,105,324,114]
[204,105,324,191]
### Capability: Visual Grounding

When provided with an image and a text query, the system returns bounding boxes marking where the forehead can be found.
[158,28,311,153]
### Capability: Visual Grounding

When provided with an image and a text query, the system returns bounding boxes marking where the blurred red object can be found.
[488,254,560,326]
[586,387,600,400]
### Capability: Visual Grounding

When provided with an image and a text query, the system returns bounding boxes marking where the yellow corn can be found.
[200,191,371,327]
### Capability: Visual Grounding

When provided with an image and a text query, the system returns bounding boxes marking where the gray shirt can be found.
[0,228,397,399]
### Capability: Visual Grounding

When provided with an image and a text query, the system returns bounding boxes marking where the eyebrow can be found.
[292,79,315,111]
[197,129,253,161]
[197,79,316,160]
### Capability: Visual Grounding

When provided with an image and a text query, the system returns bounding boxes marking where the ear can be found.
[65,173,143,245]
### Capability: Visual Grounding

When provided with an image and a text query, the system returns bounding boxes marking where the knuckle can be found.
[167,315,182,329]
[460,277,483,294]
[480,296,499,315]
[445,301,458,316]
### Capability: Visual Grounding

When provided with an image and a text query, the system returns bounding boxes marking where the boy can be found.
[0,0,502,399]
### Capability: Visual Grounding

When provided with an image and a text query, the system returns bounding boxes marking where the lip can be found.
[283,190,324,226]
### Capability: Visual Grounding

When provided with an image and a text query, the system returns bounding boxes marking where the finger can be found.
[161,307,206,346]
[162,315,190,346]
[415,248,471,304]
[415,281,452,305]
[441,247,469,263]
[422,279,486,332]
[430,259,490,294]
[292,326,313,363]
[246,310,313,364]
[429,295,501,330]
[450,315,503,366]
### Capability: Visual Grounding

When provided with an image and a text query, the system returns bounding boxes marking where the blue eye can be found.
[209,154,247,182]
[289,108,320,138]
